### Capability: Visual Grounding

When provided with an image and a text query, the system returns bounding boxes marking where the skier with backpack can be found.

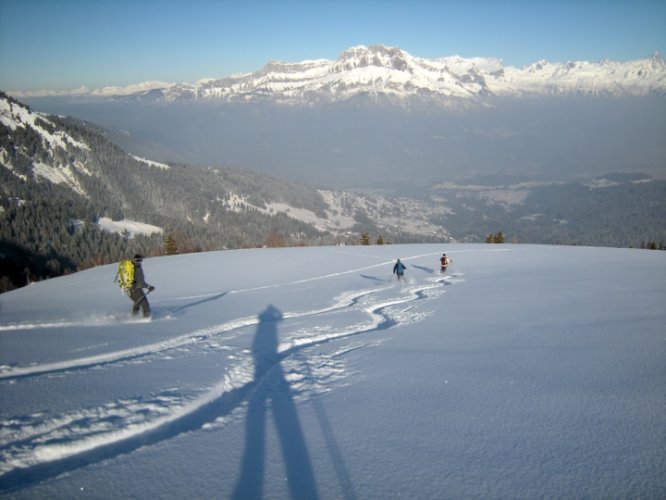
[440,253,452,273]
[393,258,407,281]
[116,254,155,318]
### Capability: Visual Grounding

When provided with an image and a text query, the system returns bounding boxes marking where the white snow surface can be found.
[130,155,170,170]
[0,244,664,498]
[96,217,163,238]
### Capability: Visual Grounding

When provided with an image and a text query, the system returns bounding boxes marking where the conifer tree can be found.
[164,234,179,255]
[486,231,505,244]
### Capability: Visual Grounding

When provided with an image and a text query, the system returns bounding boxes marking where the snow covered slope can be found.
[0,244,664,498]
[0,95,93,195]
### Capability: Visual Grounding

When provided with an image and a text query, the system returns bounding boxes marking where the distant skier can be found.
[393,258,407,281]
[128,254,155,318]
[440,253,452,273]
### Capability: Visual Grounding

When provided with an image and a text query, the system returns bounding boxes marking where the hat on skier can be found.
[133,254,144,263]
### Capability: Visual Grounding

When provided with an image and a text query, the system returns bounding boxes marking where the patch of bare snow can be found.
[0,99,88,151]
[131,155,170,170]
[33,162,87,196]
[97,217,163,238]
[584,179,621,189]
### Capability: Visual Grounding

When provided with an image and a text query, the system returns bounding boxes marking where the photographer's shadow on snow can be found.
[232,305,319,500]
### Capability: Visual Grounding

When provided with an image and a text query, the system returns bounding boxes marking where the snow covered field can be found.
[0,244,664,499]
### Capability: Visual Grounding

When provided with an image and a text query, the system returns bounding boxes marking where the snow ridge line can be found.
[0,275,461,481]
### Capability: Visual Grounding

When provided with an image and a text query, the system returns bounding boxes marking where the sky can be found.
[0,0,665,92]
[0,243,664,497]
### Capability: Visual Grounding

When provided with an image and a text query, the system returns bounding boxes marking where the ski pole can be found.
[133,287,154,307]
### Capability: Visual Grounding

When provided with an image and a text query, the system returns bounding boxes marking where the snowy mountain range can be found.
[13,45,666,104]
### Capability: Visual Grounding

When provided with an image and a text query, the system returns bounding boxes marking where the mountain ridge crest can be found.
[10,45,666,102]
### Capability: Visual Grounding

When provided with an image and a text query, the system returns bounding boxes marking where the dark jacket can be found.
[393,260,406,275]
[132,264,149,289]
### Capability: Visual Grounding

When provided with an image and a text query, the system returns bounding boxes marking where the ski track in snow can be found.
[0,250,468,483]
[0,315,158,332]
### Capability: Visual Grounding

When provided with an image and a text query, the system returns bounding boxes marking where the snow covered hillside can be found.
[0,244,664,498]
